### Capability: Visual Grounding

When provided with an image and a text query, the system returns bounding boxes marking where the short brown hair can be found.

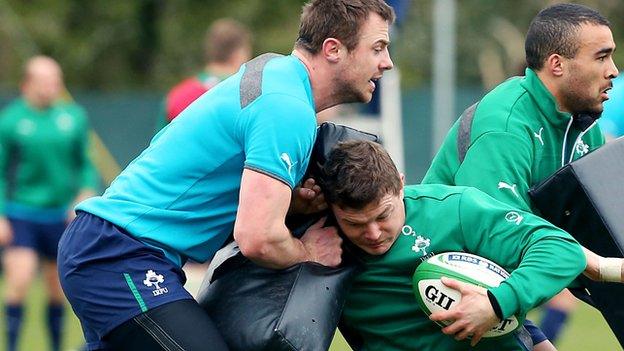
[320,140,402,210]
[205,18,252,63]
[526,3,609,70]
[295,0,395,54]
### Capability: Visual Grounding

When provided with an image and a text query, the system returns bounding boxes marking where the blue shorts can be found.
[524,319,548,345]
[57,212,193,350]
[9,217,66,259]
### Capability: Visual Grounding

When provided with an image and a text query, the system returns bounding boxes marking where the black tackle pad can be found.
[529,137,624,346]
[196,122,378,351]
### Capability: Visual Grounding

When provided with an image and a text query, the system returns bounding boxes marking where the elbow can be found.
[234,228,271,261]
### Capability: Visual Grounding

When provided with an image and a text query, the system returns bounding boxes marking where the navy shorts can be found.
[57,212,193,350]
[9,217,66,259]
[524,319,548,345]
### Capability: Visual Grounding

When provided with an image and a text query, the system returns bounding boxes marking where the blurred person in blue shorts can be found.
[0,56,98,351]
[57,0,395,350]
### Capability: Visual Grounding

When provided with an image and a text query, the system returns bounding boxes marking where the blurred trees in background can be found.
[0,0,307,90]
[1,0,623,92]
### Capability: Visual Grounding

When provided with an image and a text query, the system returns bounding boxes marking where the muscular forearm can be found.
[582,247,601,280]
[235,225,310,269]
[583,246,624,282]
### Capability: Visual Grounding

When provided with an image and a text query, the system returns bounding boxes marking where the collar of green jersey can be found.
[520,68,572,128]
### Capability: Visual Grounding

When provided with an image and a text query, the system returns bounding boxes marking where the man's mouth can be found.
[601,85,612,100]
[368,240,386,249]
[369,76,381,89]
[600,83,613,100]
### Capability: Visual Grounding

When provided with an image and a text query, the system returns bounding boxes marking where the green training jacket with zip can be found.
[423,68,605,212]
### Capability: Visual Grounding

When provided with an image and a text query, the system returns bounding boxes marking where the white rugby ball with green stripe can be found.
[412,252,521,338]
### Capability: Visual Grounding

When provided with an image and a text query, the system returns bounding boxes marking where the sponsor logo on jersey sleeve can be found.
[505,211,523,225]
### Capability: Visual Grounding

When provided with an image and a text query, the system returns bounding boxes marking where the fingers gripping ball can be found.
[412,252,522,338]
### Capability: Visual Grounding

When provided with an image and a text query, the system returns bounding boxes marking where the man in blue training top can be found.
[57,0,395,350]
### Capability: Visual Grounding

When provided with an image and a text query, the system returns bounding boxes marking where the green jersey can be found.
[0,98,98,220]
[423,68,604,211]
[342,185,585,351]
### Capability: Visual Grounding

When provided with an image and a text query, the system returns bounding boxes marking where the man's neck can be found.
[535,69,569,113]
[23,96,51,111]
[292,48,337,113]
[205,62,240,78]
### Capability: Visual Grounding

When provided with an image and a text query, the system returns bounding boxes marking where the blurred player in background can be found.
[0,56,98,351]
[423,3,618,347]
[155,18,252,131]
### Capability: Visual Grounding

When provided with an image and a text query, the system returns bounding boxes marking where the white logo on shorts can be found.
[143,270,169,296]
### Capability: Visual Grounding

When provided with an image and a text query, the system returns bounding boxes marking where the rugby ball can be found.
[412,252,521,338]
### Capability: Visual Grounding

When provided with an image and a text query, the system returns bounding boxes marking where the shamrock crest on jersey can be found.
[402,225,431,256]
[575,140,589,156]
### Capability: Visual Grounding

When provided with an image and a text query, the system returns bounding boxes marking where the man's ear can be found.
[321,38,343,63]
[545,54,565,77]
[400,173,405,187]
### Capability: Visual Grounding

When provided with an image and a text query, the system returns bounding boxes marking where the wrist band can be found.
[599,257,622,282]
[487,290,503,320]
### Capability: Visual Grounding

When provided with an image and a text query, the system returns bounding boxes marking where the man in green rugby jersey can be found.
[320,140,620,351]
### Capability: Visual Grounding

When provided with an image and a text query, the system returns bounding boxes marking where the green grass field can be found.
[329,304,623,350]
[0,276,621,350]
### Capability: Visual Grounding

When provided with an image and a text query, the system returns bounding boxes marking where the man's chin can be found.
[363,243,389,255]
[346,92,371,105]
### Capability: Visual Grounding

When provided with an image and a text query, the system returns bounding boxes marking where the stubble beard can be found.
[332,75,368,105]
[561,86,603,119]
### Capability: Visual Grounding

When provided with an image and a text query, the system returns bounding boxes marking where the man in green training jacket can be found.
[319,140,591,351]
[0,56,98,351]
[422,3,618,345]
